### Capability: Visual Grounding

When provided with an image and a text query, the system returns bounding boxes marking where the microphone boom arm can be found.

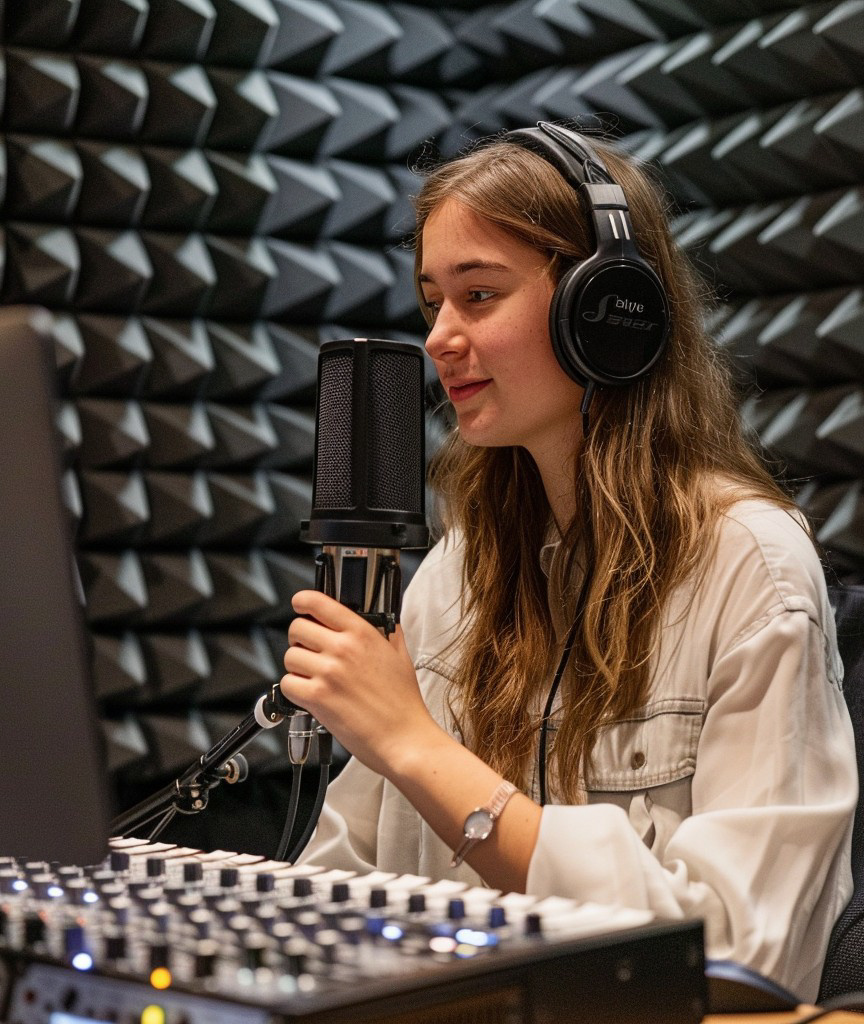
[110,686,310,840]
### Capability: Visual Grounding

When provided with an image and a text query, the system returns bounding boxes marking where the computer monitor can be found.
[0,306,111,864]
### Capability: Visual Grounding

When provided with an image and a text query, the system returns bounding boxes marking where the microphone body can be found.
[301,337,429,632]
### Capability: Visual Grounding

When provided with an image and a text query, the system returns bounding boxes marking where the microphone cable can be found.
[274,762,304,863]
[274,728,333,863]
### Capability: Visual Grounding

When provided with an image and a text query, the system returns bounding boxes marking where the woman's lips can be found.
[448,379,491,403]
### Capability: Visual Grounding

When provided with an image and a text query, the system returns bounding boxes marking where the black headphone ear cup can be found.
[550,259,670,387]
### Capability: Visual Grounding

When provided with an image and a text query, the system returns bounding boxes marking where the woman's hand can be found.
[280,590,444,779]
[282,590,542,893]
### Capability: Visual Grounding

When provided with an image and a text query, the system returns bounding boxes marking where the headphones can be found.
[504,122,670,394]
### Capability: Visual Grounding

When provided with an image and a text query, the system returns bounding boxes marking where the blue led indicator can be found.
[454,928,490,946]
[71,952,94,971]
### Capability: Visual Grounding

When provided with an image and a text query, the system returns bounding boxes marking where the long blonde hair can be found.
[413,135,798,802]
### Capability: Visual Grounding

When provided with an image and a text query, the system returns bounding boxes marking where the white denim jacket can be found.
[299,497,857,1002]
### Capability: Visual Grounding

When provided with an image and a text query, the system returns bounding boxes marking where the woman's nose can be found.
[424,305,467,362]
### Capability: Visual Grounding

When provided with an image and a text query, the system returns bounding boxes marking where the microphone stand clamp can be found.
[110,684,309,841]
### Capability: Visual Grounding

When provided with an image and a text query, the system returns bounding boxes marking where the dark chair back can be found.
[819,584,864,1001]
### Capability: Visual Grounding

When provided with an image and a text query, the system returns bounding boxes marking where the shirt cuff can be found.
[526,803,652,907]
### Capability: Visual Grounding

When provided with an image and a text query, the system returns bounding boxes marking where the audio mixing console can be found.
[0,839,706,1024]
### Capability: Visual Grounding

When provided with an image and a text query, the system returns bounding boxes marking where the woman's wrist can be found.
[378,719,461,785]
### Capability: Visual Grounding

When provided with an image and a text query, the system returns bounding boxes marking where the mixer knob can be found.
[104,930,128,962]
[219,867,239,889]
[194,939,219,978]
[488,905,507,929]
[330,882,350,903]
[129,885,162,906]
[109,851,130,873]
[147,900,172,931]
[187,907,213,938]
[183,861,204,884]
[30,875,62,900]
[293,910,322,939]
[447,898,465,921]
[255,872,275,894]
[254,905,280,934]
[146,857,165,879]
[283,936,308,976]
[524,912,543,936]
[65,879,98,907]
[407,893,426,914]
[213,897,243,922]
[93,879,126,898]
[0,870,26,895]
[226,913,255,940]
[174,892,203,913]
[63,924,86,958]
[161,883,187,903]
[339,915,366,947]
[364,913,386,937]
[107,896,132,925]
[369,888,388,909]
[240,893,266,915]
[292,877,313,898]
[149,942,170,970]
[316,929,341,965]
[87,869,117,888]
[244,935,270,970]
[24,913,46,945]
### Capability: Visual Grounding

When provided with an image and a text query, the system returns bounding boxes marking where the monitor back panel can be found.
[0,306,110,865]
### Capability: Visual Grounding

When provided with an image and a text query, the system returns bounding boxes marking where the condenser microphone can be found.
[300,337,430,634]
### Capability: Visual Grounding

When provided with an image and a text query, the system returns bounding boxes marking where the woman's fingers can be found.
[290,589,364,631]
[287,614,329,653]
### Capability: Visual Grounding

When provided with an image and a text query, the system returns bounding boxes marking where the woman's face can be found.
[419,199,585,464]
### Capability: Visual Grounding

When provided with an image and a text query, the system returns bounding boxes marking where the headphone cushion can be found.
[550,259,670,387]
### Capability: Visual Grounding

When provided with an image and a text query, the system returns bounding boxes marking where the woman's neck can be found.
[530,443,581,535]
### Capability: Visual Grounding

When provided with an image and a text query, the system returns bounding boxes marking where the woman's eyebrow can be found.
[418,260,510,283]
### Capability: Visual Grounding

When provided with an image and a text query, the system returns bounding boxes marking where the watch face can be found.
[464,809,494,841]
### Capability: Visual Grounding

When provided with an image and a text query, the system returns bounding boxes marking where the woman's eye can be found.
[423,301,440,323]
[468,290,495,303]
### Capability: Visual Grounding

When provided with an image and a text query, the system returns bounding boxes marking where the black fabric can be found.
[818,585,864,1000]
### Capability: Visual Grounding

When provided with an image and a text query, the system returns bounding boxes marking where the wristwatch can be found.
[450,780,518,868]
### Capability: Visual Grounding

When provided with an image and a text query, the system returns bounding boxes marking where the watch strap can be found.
[450,780,519,868]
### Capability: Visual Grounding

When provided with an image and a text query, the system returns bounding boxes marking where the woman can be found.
[280,123,856,1001]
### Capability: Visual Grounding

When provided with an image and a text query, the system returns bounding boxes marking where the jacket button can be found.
[631,751,646,769]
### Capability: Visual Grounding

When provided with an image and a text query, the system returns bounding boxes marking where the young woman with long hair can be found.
[280,123,856,1001]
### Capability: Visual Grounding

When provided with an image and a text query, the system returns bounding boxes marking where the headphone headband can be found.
[506,122,613,187]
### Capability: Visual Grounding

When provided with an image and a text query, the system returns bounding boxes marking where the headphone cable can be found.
[580,381,596,436]
[538,617,579,806]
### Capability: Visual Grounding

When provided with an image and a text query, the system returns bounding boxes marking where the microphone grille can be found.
[315,350,355,509]
[304,338,429,549]
[368,348,424,514]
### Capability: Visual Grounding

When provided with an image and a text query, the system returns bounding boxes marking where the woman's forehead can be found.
[420,200,546,278]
